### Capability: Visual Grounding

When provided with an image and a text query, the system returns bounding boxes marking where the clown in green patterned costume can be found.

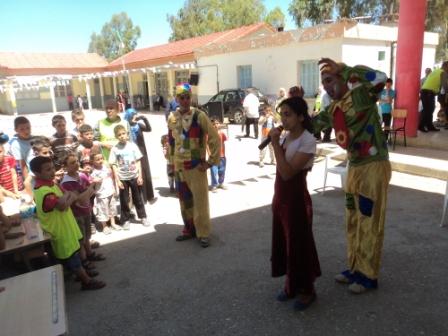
[314,58,392,294]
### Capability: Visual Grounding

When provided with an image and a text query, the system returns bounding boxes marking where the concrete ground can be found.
[1,111,448,335]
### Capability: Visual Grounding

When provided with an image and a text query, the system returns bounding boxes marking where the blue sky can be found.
[0,0,295,53]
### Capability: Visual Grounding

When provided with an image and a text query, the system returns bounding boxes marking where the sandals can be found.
[82,260,96,270]
[81,279,106,291]
[87,252,106,261]
[75,269,99,282]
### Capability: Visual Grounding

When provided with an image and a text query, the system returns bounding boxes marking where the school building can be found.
[0,20,439,115]
[0,23,274,115]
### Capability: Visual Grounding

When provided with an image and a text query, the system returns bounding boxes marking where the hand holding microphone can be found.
[258,126,284,150]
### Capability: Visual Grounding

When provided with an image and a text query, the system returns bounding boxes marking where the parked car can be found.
[200,88,272,124]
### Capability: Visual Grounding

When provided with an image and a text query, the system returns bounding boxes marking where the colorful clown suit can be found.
[314,64,392,281]
[167,107,220,239]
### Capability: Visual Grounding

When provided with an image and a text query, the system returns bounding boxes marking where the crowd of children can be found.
[0,107,153,291]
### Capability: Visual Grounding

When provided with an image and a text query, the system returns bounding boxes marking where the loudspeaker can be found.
[189,73,199,86]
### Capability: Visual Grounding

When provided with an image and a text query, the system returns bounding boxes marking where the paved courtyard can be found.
[1,111,447,335]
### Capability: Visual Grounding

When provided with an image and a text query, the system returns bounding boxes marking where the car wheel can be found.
[233,110,244,124]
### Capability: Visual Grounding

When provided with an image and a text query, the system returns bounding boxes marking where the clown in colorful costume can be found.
[314,58,392,294]
[168,83,220,247]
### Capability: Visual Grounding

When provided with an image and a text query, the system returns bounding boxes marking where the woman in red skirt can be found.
[270,96,321,311]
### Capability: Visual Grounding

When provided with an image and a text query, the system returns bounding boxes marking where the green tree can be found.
[288,0,447,61]
[288,0,334,27]
[265,6,285,29]
[167,0,267,41]
[426,0,448,61]
[288,0,398,27]
[88,12,141,61]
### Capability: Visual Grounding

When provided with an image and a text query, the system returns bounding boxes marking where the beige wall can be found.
[71,80,86,96]
[0,92,11,114]
[197,38,342,102]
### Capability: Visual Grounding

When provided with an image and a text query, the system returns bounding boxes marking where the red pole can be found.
[395,0,428,137]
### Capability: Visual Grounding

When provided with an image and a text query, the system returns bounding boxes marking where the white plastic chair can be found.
[441,180,448,227]
[323,154,348,194]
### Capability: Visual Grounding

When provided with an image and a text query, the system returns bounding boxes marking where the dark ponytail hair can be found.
[278,97,313,133]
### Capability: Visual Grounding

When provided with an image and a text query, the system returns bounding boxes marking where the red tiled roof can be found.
[108,22,275,70]
[0,52,108,76]
[195,20,359,57]
[0,23,274,76]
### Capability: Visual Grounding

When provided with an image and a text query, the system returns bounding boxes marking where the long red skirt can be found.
[271,170,321,296]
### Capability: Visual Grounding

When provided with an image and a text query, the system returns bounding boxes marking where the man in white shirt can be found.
[243,88,260,138]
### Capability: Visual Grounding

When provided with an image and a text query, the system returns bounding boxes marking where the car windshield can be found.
[210,93,225,102]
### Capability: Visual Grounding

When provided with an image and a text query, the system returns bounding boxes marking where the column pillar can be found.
[112,76,117,98]
[99,77,105,108]
[146,70,154,111]
[127,72,134,108]
[8,83,18,116]
[49,82,57,113]
[85,79,92,112]
[394,0,428,137]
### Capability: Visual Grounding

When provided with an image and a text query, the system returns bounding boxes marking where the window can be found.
[54,85,66,97]
[210,92,225,102]
[225,92,236,102]
[237,65,252,88]
[299,60,319,98]
[16,89,40,100]
[155,72,168,97]
[378,51,386,61]
[175,70,189,85]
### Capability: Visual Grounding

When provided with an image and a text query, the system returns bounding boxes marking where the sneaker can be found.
[122,221,131,230]
[276,290,294,302]
[259,162,264,168]
[142,218,151,227]
[199,237,210,248]
[218,184,228,190]
[294,293,317,311]
[334,270,356,284]
[110,223,122,231]
[210,186,218,193]
[348,273,378,294]
[176,234,193,241]
[103,226,112,235]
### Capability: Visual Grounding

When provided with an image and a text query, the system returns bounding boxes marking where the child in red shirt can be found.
[0,144,19,195]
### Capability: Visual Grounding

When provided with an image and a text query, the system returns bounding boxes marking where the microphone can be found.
[258,126,284,150]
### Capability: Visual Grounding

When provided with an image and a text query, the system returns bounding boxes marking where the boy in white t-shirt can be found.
[109,124,149,230]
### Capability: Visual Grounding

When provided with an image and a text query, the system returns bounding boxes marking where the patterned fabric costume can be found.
[167,105,220,238]
[314,63,392,280]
